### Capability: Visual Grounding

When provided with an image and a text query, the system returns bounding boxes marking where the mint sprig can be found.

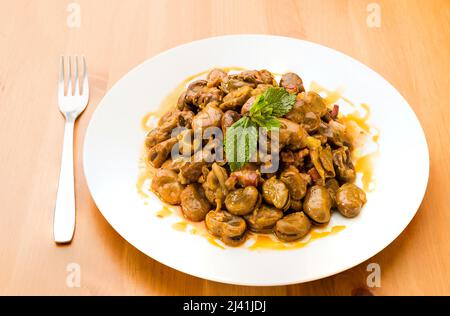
[251,87,296,118]
[225,117,257,171]
[225,87,296,171]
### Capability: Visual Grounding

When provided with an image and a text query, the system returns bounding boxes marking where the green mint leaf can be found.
[249,115,280,128]
[224,86,295,171]
[249,94,266,117]
[225,117,257,172]
[258,115,281,128]
[264,87,296,117]
[244,121,258,165]
[249,87,296,119]
[224,117,246,171]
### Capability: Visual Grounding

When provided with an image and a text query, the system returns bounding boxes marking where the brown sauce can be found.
[248,225,346,250]
[355,154,376,192]
[136,166,153,199]
[168,212,226,249]
[172,221,188,232]
[156,205,172,218]
[206,236,226,249]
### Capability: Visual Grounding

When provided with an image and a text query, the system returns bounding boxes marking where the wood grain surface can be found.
[0,0,449,295]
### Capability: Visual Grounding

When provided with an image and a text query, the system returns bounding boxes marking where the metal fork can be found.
[54,56,89,243]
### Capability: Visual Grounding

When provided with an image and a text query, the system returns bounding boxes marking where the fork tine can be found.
[58,56,65,96]
[74,56,80,96]
[67,56,72,96]
[82,56,89,96]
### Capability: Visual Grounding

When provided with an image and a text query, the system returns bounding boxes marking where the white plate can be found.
[83,35,429,286]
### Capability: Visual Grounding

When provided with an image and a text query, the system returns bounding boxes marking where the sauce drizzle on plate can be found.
[248,225,346,250]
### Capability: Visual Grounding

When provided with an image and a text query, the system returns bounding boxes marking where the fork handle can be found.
[53,120,76,243]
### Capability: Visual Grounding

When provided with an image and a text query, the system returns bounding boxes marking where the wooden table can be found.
[0,0,449,295]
